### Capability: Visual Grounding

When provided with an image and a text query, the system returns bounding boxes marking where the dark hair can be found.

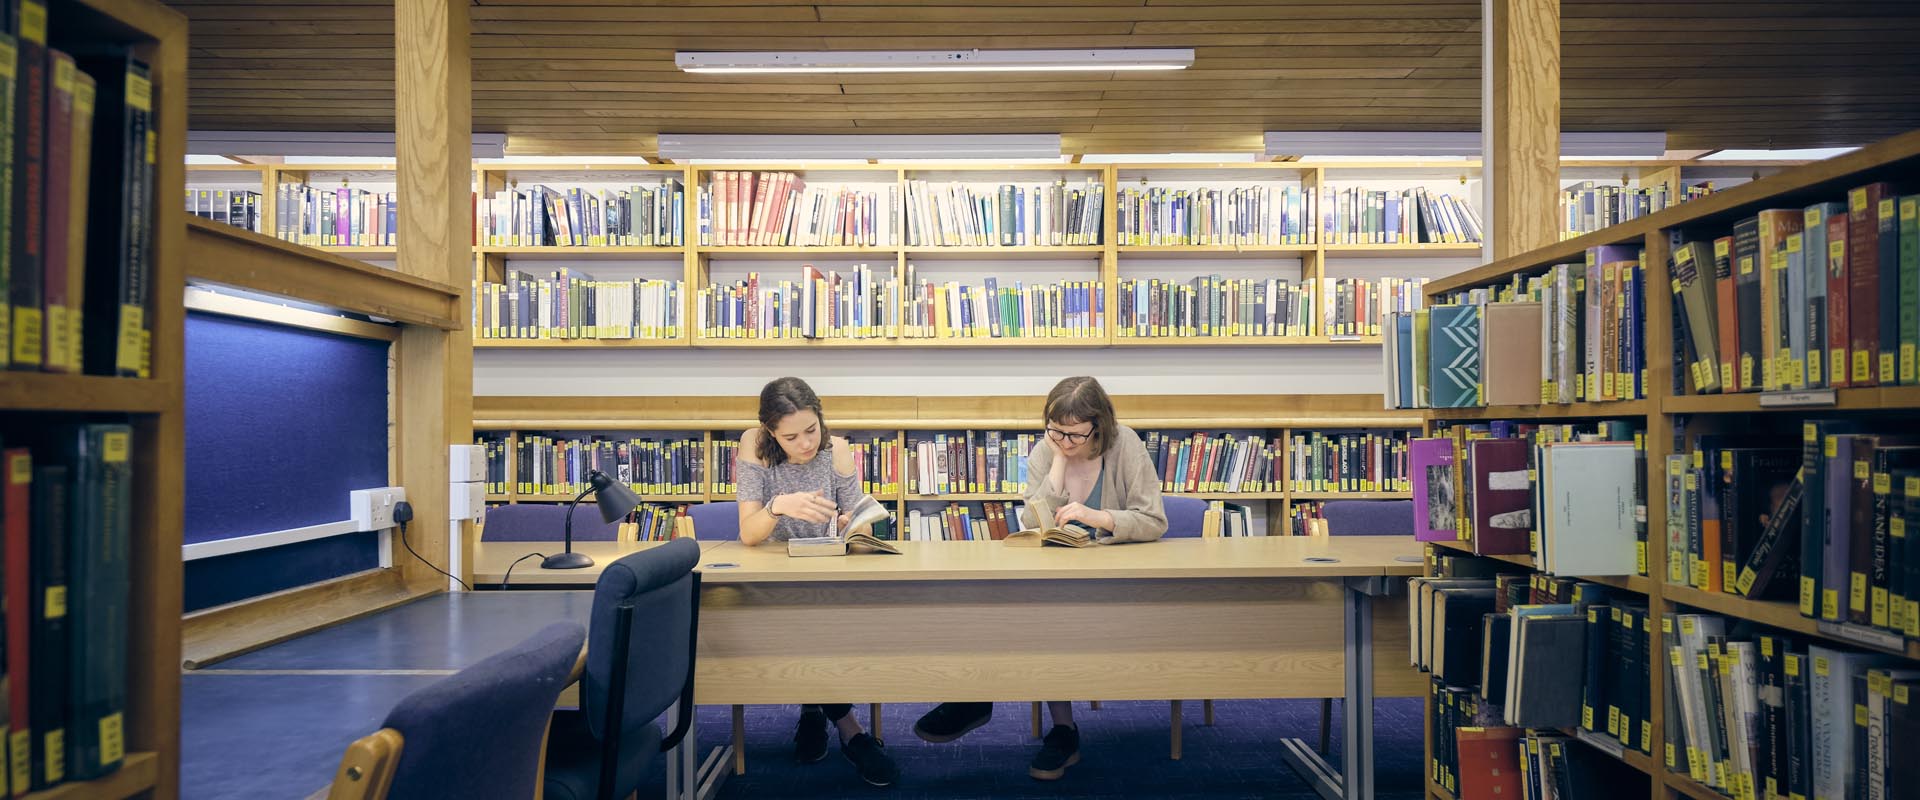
[1043,376,1118,458]
[757,377,829,466]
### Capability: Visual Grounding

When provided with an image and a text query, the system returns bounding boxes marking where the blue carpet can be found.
[692,699,1426,800]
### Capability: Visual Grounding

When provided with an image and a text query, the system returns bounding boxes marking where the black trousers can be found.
[803,703,853,721]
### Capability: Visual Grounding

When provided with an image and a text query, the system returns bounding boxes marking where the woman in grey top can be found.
[735,377,898,787]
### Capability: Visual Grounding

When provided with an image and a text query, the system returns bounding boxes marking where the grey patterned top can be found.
[736,442,862,542]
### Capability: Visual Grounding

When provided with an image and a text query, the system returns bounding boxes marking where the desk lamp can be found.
[544,469,642,569]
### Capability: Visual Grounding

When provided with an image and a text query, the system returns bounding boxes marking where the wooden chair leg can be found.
[870,703,883,740]
[1031,701,1043,738]
[1203,699,1214,726]
[1319,698,1332,754]
[1170,700,1183,760]
[732,705,746,775]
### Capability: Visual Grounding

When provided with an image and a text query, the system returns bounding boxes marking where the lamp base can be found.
[541,550,595,570]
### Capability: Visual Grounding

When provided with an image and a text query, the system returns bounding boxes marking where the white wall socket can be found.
[350,486,408,532]
[450,444,488,483]
[449,482,486,521]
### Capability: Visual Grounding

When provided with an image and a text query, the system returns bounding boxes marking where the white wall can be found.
[473,346,1385,397]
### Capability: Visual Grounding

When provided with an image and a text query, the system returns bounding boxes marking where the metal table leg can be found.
[1277,575,1393,800]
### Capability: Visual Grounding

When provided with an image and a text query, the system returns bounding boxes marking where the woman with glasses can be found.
[910,375,1168,780]
[735,377,900,787]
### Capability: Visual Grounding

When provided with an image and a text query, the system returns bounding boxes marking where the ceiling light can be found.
[675,49,1194,74]
[1263,131,1667,159]
[657,134,1062,161]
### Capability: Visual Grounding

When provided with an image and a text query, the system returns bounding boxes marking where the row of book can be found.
[1288,430,1411,493]
[477,181,687,248]
[1142,431,1283,494]
[1323,277,1427,338]
[1386,246,1649,409]
[510,435,707,497]
[185,188,263,233]
[899,275,1103,340]
[1320,185,1484,245]
[3,34,155,378]
[1116,276,1313,339]
[1664,615,1918,800]
[904,432,1037,496]
[697,171,899,248]
[2,425,136,793]
[1115,184,1314,247]
[1414,420,1648,577]
[1557,181,1714,240]
[1417,570,1652,799]
[274,182,396,248]
[898,501,1026,541]
[1674,423,1920,647]
[903,179,1105,247]
[474,270,683,340]
[695,265,896,340]
[1670,183,1920,396]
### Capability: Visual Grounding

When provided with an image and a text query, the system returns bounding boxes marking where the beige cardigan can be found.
[1021,424,1168,543]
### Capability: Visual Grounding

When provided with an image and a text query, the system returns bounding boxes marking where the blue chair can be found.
[687,501,740,541]
[1321,499,1415,536]
[481,503,623,543]
[543,537,702,800]
[1160,495,1210,758]
[323,621,586,800]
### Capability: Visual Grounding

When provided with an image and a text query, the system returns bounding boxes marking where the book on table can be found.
[786,495,900,556]
[1003,521,1099,548]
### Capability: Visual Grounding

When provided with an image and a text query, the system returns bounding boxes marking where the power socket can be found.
[350,486,408,531]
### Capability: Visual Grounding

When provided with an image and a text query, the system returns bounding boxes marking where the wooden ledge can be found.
[182,568,435,669]
[186,217,463,330]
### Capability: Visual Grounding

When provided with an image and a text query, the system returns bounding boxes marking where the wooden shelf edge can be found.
[24,752,158,800]
[1426,777,1458,800]
[182,569,432,669]
[1665,386,1920,414]
[1662,583,1920,660]
[1665,770,1729,800]
[1428,400,1650,420]
[186,217,463,330]
[1292,491,1413,500]
[1427,538,1536,568]
[0,374,174,413]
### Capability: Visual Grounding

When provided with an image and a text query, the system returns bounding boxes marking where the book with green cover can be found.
[62,423,130,780]
[1429,304,1482,408]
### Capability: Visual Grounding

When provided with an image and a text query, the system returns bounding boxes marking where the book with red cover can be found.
[1470,438,1532,555]
[1828,212,1852,389]
[1714,236,1741,392]
[1456,726,1525,800]
[1848,183,1888,388]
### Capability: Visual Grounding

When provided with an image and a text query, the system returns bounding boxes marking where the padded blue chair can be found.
[323,621,587,800]
[481,503,623,542]
[687,501,740,541]
[1321,499,1415,536]
[543,537,702,800]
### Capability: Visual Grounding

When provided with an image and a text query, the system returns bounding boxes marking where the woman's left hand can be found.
[1053,502,1112,531]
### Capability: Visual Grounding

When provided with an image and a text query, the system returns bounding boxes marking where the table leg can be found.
[1276,576,1390,800]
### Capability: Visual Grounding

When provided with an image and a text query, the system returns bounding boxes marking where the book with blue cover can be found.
[1429,304,1483,408]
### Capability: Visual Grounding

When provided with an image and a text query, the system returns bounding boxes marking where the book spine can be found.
[40,51,72,374]
[8,1,44,370]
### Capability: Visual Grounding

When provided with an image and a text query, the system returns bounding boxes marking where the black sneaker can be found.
[912,702,994,743]
[1029,724,1080,781]
[794,708,829,763]
[841,733,900,787]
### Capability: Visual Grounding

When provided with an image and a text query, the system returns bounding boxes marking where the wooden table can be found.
[671,536,1425,800]
[471,539,716,585]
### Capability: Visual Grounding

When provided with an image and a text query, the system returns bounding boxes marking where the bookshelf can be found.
[0,0,192,797]
[1416,130,1920,800]
[473,394,1421,538]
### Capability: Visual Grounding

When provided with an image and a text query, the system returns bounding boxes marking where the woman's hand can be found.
[770,491,837,523]
[1053,502,1113,531]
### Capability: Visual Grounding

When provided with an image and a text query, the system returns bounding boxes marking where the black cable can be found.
[394,500,472,591]
[501,552,545,589]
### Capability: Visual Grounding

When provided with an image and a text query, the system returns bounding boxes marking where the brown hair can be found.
[757,377,829,466]
[1043,376,1118,458]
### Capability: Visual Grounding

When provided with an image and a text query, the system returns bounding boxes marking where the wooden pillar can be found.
[394,0,473,589]
[1484,0,1560,260]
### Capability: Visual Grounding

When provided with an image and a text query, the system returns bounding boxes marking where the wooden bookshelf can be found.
[1429,539,1537,569]
[1418,129,1920,800]
[0,374,176,413]
[1292,490,1412,501]
[25,751,159,800]
[1426,778,1457,800]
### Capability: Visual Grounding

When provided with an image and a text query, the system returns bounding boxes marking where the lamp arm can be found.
[563,484,597,554]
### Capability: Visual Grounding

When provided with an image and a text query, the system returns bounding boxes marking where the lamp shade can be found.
[588,470,642,524]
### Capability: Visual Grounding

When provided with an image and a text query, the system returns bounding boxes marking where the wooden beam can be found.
[1485,0,1561,259]
[184,218,463,330]
[395,0,473,591]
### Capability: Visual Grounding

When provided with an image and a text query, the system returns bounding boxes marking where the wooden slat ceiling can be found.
[169,0,1920,155]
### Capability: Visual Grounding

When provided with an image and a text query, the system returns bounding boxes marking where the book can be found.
[62,424,131,780]
[1539,441,1638,576]
[1469,438,1531,556]
[2,448,27,795]
[76,49,152,378]
[1805,203,1845,389]
[1481,301,1544,406]
[25,460,63,790]
[1503,610,1587,729]
[1429,304,1482,408]
[1003,521,1098,548]
[787,495,902,556]
[1672,240,1721,393]
[1455,727,1524,800]
[1412,438,1458,542]
[1849,184,1889,388]
[6,0,44,372]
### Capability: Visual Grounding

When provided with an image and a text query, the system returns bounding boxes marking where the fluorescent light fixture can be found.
[657,133,1062,161]
[1080,153,1260,164]
[675,49,1193,74]
[187,130,508,159]
[1702,147,1858,161]
[1264,131,1666,159]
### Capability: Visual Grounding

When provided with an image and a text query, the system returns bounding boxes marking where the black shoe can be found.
[912,702,994,743]
[794,708,829,763]
[841,733,900,787]
[1029,724,1080,781]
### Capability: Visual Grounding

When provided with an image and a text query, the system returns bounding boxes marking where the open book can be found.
[1002,521,1099,548]
[787,495,901,556]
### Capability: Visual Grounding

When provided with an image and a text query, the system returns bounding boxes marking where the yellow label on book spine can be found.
[1786,654,1801,677]
[1740,256,1755,275]
[43,728,64,783]
[1883,352,1897,383]
[8,731,28,793]
[1815,655,1831,677]
[1855,351,1872,383]
[19,0,45,44]
[13,308,42,367]
[1898,685,1911,704]
[1905,344,1917,383]
[116,305,145,375]
[1873,588,1889,628]
[1742,355,1755,390]
[1827,436,1840,458]
[1852,573,1868,613]
[8,453,27,483]
[1810,349,1824,385]
[1825,588,1842,621]
[1856,460,1871,480]
[45,585,66,619]
[1877,473,1893,494]
[1637,542,1647,574]
[103,431,129,463]
[1801,576,1817,616]
[99,711,124,765]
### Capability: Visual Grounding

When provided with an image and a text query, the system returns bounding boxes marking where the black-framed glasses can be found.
[1046,427,1094,445]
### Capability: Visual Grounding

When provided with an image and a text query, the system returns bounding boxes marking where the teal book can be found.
[1429,304,1483,408]
[63,423,130,780]
[1804,203,1845,389]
